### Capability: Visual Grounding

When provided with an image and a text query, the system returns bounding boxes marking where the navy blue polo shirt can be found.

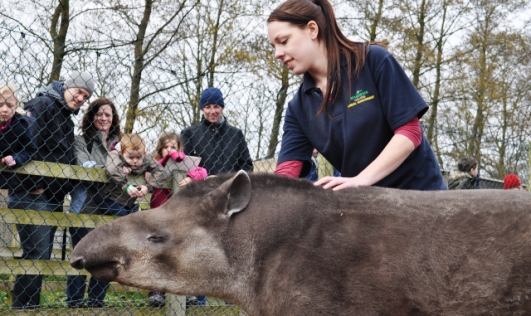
[278,45,446,190]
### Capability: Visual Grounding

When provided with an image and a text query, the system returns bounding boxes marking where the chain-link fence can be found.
[0,16,528,315]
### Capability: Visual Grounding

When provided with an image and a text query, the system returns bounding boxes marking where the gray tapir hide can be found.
[71,171,531,316]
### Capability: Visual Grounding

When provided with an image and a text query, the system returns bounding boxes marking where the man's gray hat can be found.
[64,71,95,97]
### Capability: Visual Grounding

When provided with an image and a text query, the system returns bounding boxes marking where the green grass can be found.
[0,290,149,310]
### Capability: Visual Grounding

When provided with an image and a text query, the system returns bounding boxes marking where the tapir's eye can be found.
[147,235,165,243]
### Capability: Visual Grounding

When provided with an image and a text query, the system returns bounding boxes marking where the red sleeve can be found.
[394,116,422,148]
[274,160,304,178]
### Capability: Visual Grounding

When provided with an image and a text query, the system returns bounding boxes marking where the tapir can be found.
[71,171,531,315]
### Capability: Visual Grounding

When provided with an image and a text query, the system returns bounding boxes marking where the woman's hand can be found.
[315,135,415,191]
[1,156,16,167]
[314,176,370,191]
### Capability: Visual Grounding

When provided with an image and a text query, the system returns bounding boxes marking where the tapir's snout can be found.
[70,256,85,270]
[68,222,128,282]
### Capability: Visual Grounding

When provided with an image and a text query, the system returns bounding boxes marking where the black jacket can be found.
[181,117,253,175]
[0,114,38,192]
[23,81,78,203]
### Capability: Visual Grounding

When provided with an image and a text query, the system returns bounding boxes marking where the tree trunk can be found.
[411,0,426,89]
[48,0,70,84]
[469,28,489,162]
[124,0,153,134]
[207,0,224,88]
[426,2,447,145]
[369,0,384,42]
[267,66,290,158]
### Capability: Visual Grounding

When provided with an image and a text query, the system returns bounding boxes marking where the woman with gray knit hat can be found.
[10,70,95,310]
[181,87,253,177]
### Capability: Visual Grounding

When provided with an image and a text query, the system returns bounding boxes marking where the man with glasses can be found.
[10,71,95,309]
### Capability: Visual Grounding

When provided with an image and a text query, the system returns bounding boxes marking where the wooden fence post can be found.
[165,162,188,316]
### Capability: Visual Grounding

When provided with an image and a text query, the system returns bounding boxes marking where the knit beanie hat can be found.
[64,71,95,97]
[200,87,225,109]
[503,174,521,190]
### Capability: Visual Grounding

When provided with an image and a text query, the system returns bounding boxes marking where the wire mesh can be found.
[0,13,526,315]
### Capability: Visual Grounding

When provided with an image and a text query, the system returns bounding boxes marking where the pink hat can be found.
[503,174,521,190]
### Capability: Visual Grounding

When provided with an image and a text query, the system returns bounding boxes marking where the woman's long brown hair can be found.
[80,98,122,145]
[268,0,378,115]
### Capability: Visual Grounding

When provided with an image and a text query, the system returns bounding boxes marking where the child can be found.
[95,133,166,216]
[148,131,207,307]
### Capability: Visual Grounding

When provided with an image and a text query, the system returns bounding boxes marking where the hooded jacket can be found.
[23,81,78,203]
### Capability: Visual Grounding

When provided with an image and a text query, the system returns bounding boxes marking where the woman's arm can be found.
[315,134,415,190]
[274,160,304,178]
[105,150,128,188]
[73,136,91,165]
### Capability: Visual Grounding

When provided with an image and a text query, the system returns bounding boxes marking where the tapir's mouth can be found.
[85,261,122,282]
[71,256,123,282]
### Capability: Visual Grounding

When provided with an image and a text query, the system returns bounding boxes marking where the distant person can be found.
[181,87,253,175]
[12,71,94,309]
[504,174,523,191]
[66,98,122,308]
[268,0,446,191]
[448,156,479,190]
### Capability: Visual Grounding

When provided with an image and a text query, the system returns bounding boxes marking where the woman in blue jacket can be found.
[268,0,446,191]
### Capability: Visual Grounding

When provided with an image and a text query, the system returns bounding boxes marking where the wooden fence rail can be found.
[0,160,243,315]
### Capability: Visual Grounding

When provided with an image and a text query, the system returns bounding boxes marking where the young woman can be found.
[268,0,446,191]
[66,97,122,308]
[447,156,479,190]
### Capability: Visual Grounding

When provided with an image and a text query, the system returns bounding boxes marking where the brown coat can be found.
[99,150,167,208]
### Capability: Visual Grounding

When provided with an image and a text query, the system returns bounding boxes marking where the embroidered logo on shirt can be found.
[348,90,375,108]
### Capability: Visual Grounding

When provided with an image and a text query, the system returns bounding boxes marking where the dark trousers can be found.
[66,227,110,306]
[8,192,61,309]
[66,195,138,306]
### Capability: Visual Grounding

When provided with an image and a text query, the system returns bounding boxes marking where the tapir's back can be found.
[310,187,531,315]
[240,181,531,315]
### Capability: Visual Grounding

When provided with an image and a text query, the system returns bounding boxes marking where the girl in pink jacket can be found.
[148,131,207,307]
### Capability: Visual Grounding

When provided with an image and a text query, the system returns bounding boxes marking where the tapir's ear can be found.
[209,170,251,217]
